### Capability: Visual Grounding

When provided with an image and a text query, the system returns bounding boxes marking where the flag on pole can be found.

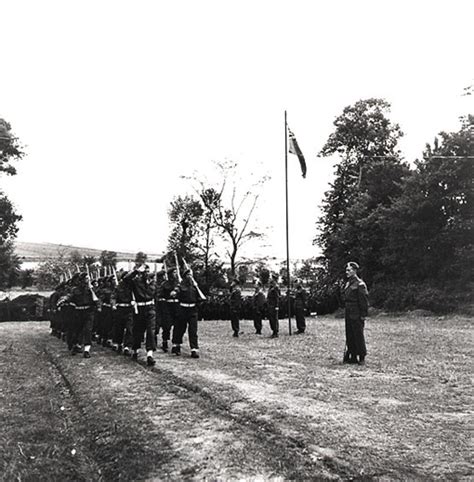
[288,127,306,178]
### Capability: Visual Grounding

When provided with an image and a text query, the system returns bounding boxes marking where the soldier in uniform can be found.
[229,279,242,337]
[252,282,266,335]
[159,268,180,352]
[63,272,98,358]
[172,268,205,358]
[112,270,134,355]
[99,274,115,348]
[266,275,281,338]
[294,282,308,334]
[125,263,157,366]
[343,262,369,365]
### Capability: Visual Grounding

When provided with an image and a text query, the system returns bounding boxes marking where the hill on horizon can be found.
[15,241,164,262]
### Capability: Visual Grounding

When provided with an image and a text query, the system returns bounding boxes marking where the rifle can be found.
[174,252,182,283]
[85,265,99,302]
[112,266,119,286]
[163,259,169,281]
[182,258,206,301]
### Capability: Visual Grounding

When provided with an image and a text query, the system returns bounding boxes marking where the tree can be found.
[0,117,24,289]
[0,118,23,176]
[316,99,405,284]
[195,161,267,276]
[381,115,473,289]
[167,195,204,261]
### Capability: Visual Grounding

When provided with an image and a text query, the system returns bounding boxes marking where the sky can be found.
[1,0,473,261]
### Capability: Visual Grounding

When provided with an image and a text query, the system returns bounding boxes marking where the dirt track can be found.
[1,317,472,481]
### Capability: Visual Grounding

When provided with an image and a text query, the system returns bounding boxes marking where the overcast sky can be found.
[1,0,472,260]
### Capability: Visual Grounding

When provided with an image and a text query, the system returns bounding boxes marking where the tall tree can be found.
[0,118,23,176]
[316,99,405,283]
[381,115,473,288]
[0,117,24,289]
[195,161,267,276]
[167,195,204,261]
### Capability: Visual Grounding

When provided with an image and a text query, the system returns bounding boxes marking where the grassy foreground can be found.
[0,314,472,481]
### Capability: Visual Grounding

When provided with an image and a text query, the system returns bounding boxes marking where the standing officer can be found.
[294,282,308,334]
[229,279,242,337]
[266,275,281,338]
[251,282,266,335]
[125,263,157,366]
[172,268,205,358]
[343,262,369,365]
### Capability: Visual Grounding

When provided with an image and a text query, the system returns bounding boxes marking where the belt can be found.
[166,299,179,303]
[76,305,92,310]
[102,303,112,308]
[157,298,166,302]
[137,300,154,306]
[180,303,196,308]
[116,303,132,307]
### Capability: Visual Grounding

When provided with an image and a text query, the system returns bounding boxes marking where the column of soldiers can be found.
[49,257,206,364]
[50,261,368,365]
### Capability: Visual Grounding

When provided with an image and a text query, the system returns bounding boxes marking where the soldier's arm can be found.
[358,282,369,319]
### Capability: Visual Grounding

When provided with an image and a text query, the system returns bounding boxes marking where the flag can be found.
[288,127,307,178]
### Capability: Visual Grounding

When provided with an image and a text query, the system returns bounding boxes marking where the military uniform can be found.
[159,272,179,352]
[172,273,202,357]
[112,273,134,354]
[126,267,157,365]
[344,275,369,363]
[252,286,266,334]
[266,280,281,337]
[229,283,242,337]
[294,285,308,334]
[66,274,97,357]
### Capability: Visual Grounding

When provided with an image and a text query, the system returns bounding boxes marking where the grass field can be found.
[0,314,472,481]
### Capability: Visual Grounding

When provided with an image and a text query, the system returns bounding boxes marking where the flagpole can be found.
[285,111,292,336]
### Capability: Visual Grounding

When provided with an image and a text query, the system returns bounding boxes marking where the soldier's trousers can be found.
[295,306,306,332]
[62,306,77,349]
[132,306,156,351]
[161,301,177,342]
[268,307,279,334]
[101,307,114,341]
[72,309,94,347]
[345,315,366,358]
[173,306,198,350]
[113,307,133,348]
[230,311,240,334]
[253,314,263,333]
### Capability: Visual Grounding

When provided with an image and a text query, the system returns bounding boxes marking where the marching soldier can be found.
[62,272,98,358]
[110,269,133,355]
[159,268,180,352]
[125,263,157,366]
[252,282,265,335]
[229,279,242,337]
[172,267,205,358]
[267,275,281,338]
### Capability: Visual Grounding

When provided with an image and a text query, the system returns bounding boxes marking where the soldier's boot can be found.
[190,349,199,359]
[171,344,181,356]
[161,340,169,353]
[147,356,156,366]
[232,331,239,338]
[123,347,131,356]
